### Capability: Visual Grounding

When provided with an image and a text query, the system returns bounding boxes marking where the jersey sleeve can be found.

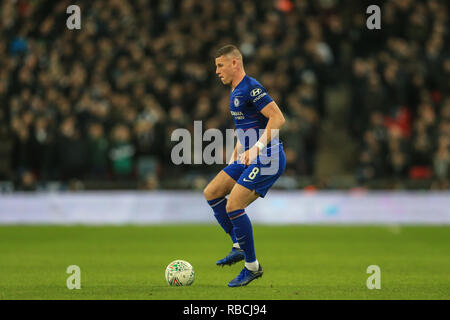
[248,86,273,111]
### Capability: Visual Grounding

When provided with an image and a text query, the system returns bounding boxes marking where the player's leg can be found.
[226,183,263,287]
[203,170,236,201]
[226,183,260,267]
[227,183,263,287]
[204,168,247,266]
[203,169,240,247]
[226,153,286,287]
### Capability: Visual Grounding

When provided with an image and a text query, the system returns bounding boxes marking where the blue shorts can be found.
[223,150,286,198]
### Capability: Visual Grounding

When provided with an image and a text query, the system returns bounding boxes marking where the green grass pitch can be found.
[0,225,449,300]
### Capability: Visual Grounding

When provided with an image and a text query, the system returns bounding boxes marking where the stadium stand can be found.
[0,0,448,191]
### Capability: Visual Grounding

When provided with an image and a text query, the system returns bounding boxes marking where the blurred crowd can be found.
[0,0,449,190]
[351,0,450,188]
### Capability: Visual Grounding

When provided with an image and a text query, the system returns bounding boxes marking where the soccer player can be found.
[203,45,286,287]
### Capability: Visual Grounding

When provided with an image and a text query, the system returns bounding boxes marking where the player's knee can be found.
[203,185,212,200]
[226,198,241,213]
[203,184,220,201]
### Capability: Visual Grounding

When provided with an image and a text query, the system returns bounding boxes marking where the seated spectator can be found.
[109,124,135,179]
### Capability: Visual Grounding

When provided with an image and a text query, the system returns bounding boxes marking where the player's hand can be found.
[239,146,260,166]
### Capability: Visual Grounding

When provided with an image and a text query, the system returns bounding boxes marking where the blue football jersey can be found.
[229,75,283,161]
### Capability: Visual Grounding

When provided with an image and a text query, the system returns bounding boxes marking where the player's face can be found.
[215,55,234,86]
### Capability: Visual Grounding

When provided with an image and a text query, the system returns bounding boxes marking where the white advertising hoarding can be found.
[0,191,449,225]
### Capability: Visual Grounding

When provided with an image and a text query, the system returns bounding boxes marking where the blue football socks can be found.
[227,209,256,263]
[207,197,237,244]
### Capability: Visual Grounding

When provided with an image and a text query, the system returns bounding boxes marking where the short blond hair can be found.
[215,44,243,61]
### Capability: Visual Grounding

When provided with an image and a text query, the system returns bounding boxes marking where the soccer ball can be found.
[165,260,195,286]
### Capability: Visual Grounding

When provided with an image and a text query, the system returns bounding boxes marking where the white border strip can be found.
[0,191,449,225]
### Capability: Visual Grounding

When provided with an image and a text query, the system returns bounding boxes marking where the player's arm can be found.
[239,101,285,166]
[256,101,285,148]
